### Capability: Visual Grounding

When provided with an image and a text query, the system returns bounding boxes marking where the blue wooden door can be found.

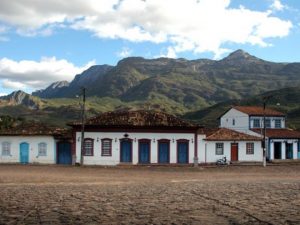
[139,141,150,164]
[178,142,188,164]
[286,143,293,159]
[57,142,72,164]
[20,142,29,164]
[158,142,169,163]
[120,140,132,163]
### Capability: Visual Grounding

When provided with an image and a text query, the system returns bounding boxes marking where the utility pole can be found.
[80,87,86,166]
[262,95,272,167]
[263,101,266,167]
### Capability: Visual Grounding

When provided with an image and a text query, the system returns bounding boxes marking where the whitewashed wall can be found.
[197,136,262,163]
[0,136,56,164]
[220,108,249,130]
[76,132,195,165]
[269,139,299,160]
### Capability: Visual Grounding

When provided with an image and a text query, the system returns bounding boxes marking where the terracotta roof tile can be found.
[205,128,262,141]
[0,122,70,137]
[69,110,198,128]
[233,106,285,116]
[197,128,219,136]
[252,129,300,139]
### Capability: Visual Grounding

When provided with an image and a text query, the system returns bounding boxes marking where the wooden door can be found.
[158,142,169,164]
[139,141,150,164]
[286,143,293,159]
[57,142,72,164]
[20,142,29,164]
[177,142,188,164]
[231,143,238,161]
[120,140,132,163]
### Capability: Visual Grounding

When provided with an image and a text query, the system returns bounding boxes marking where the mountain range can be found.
[32,49,300,108]
[0,49,299,128]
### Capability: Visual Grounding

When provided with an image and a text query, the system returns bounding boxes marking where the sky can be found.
[0,0,299,96]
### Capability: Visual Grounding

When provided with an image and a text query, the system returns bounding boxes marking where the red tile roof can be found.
[69,110,198,128]
[198,128,219,136]
[252,129,300,139]
[233,106,285,116]
[204,128,262,141]
[0,122,70,137]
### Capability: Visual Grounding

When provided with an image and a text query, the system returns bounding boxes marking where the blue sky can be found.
[0,0,299,95]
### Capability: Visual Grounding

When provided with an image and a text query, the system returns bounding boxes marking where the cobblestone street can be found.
[0,164,299,224]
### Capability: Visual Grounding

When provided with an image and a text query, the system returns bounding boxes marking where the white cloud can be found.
[271,0,285,11]
[0,0,293,58]
[158,47,177,58]
[0,92,7,97]
[0,57,95,90]
[116,47,132,58]
[2,79,26,89]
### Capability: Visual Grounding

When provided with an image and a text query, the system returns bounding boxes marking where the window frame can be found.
[83,138,94,156]
[38,142,47,156]
[246,143,254,155]
[253,119,260,128]
[2,142,11,156]
[265,119,271,128]
[101,138,112,157]
[215,143,224,155]
[274,119,281,128]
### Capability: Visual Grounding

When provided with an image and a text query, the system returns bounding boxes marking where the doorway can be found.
[286,143,293,159]
[231,143,238,161]
[20,142,29,164]
[57,142,72,164]
[120,139,132,163]
[274,142,281,159]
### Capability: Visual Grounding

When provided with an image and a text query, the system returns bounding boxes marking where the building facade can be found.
[69,110,264,165]
[198,128,262,163]
[69,111,199,165]
[220,106,300,160]
[0,123,72,164]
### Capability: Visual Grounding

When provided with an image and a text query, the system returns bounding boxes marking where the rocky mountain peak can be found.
[2,90,28,104]
[219,49,263,65]
[222,49,260,61]
[48,81,69,89]
[0,90,40,109]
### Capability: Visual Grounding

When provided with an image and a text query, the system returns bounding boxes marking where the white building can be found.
[69,110,264,165]
[198,128,262,163]
[69,110,199,165]
[0,123,72,164]
[220,106,300,160]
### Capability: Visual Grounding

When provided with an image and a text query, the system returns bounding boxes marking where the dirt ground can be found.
[0,164,299,225]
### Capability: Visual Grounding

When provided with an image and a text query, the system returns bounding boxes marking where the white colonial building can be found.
[197,128,262,163]
[220,106,300,161]
[69,110,264,165]
[69,111,199,165]
[0,123,72,164]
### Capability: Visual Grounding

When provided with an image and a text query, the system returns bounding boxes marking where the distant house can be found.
[220,106,300,160]
[0,123,72,164]
[68,110,200,165]
[198,128,262,163]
